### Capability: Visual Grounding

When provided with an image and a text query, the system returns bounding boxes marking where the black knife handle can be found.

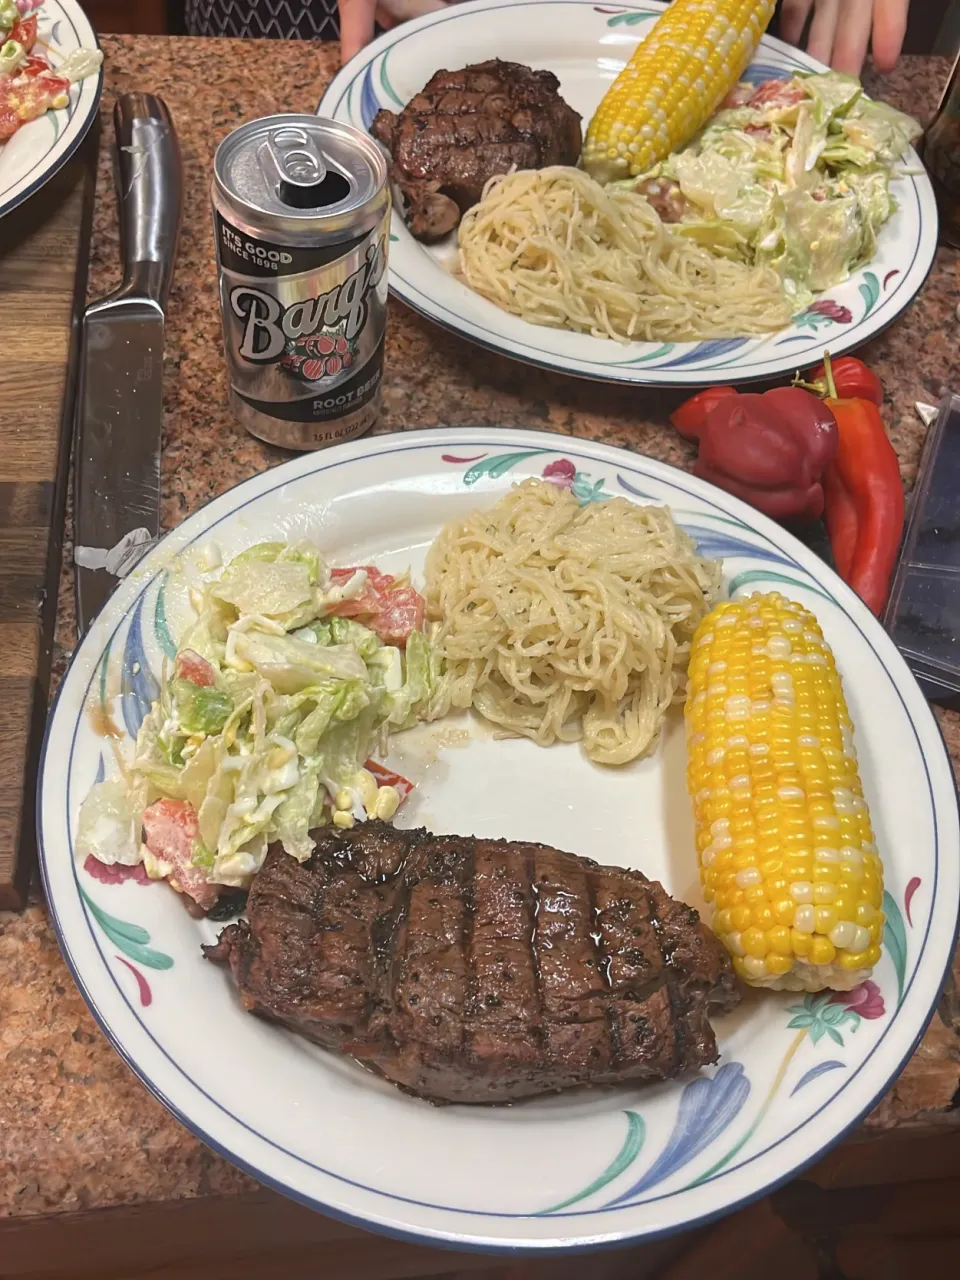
[111,93,182,309]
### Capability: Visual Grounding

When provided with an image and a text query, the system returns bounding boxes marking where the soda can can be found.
[212,114,390,450]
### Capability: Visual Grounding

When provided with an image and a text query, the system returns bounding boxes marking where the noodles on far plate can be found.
[424,479,721,764]
[457,166,792,343]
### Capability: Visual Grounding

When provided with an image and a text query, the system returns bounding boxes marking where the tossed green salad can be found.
[76,542,439,909]
[623,72,922,306]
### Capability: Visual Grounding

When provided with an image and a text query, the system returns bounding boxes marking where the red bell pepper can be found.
[800,356,883,407]
[822,467,858,580]
[669,386,739,441]
[10,15,38,54]
[693,387,838,523]
[819,355,904,615]
[364,759,414,801]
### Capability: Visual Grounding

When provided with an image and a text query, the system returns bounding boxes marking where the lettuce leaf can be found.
[840,98,922,165]
[272,766,321,861]
[75,778,146,867]
[134,707,187,799]
[316,707,380,800]
[178,593,233,666]
[802,71,862,121]
[328,617,382,660]
[173,680,233,735]
[387,629,438,728]
[230,629,369,693]
[212,559,316,626]
[759,187,864,292]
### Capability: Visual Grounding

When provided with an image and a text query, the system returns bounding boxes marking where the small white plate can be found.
[0,0,102,220]
[39,430,959,1252]
[319,0,938,386]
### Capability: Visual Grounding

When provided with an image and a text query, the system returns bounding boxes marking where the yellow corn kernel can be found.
[356,768,379,815]
[332,810,355,830]
[685,593,884,993]
[741,927,768,958]
[810,936,837,967]
[584,0,777,182]
[768,925,792,955]
[373,785,401,821]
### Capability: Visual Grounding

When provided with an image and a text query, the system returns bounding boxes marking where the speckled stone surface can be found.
[2,36,959,1222]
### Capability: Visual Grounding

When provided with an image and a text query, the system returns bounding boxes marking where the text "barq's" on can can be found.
[212,114,390,450]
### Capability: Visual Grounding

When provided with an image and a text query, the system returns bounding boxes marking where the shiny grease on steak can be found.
[205,822,739,1104]
[370,59,582,242]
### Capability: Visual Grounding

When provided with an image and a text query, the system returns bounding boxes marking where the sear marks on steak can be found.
[370,59,582,242]
[205,823,739,1104]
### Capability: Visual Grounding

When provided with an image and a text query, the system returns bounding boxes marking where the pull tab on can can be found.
[259,125,353,210]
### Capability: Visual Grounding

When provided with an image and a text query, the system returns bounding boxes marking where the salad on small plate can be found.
[0,0,102,217]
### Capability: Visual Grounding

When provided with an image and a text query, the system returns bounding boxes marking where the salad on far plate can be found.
[0,0,101,143]
[624,70,923,307]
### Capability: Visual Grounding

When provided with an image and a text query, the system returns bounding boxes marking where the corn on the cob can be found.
[684,592,884,993]
[583,0,777,184]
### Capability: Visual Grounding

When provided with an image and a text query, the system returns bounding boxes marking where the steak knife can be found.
[74,93,182,633]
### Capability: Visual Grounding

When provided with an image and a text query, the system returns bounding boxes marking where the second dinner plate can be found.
[0,0,102,220]
[39,428,960,1252]
[319,0,938,386]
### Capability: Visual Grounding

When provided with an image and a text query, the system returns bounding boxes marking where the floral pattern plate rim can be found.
[318,0,938,387]
[0,0,103,220]
[39,429,959,1253]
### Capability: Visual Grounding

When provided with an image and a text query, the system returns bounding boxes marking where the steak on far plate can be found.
[204,822,739,1104]
[370,59,582,243]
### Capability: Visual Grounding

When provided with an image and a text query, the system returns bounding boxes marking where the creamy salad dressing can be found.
[76,539,439,895]
[620,72,922,308]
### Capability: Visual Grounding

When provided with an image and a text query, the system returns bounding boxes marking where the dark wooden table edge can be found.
[0,123,100,911]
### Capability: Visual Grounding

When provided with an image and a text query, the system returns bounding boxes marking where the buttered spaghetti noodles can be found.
[424,480,721,764]
[457,166,792,343]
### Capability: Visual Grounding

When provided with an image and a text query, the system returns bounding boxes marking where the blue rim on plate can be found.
[38,429,960,1252]
[318,0,939,387]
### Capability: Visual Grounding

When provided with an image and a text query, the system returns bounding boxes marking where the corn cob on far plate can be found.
[583,0,777,184]
[685,593,884,993]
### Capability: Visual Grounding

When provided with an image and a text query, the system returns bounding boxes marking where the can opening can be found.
[280,168,351,210]
[259,127,355,211]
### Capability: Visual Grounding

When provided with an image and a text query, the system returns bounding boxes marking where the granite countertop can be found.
[1,34,959,1222]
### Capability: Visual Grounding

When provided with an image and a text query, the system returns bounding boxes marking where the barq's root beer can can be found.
[213,115,390,450]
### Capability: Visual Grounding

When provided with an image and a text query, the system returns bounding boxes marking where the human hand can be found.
[779,0,909,75]
[339,0,449,64]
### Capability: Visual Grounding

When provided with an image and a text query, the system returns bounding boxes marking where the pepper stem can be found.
[822,350,839,401]
[793,372,826,395]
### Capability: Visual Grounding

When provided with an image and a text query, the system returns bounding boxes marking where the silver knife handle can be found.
[112,93,182,308]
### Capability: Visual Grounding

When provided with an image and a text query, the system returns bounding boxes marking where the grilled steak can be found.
[370,60,582,242]
[205,823,739,1104]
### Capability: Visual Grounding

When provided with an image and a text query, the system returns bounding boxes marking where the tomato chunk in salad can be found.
[329,566,426,646]
[142,799,218,910]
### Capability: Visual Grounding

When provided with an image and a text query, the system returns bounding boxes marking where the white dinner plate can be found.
[319,0,939,386]
[0,0,102,220]
[39,429,959,1252]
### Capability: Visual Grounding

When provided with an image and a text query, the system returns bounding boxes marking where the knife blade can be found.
[74,93,182,633]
